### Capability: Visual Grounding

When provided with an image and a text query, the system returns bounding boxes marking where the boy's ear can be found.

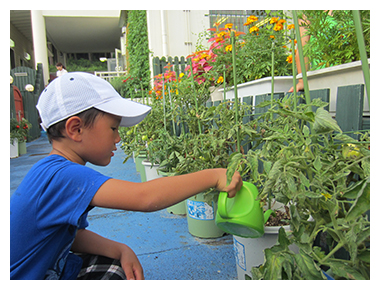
[65,116,83,141]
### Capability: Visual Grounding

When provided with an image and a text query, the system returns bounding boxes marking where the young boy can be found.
[10,72,242,280]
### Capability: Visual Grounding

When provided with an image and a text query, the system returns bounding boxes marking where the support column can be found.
[30,10,49,85]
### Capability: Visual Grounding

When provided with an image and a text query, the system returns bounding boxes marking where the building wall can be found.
[147,10,210,59]
[146,10,210,81]
[10,22,35,69]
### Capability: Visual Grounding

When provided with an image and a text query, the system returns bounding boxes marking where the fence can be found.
[10,64,45,141]
[94,71,128,82]
[152,56,187,77]
[165,85,369,152]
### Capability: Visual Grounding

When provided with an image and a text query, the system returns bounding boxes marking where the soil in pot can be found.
[265,206,290,227]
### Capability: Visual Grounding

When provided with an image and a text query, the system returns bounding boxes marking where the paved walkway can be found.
[10,132,238,280]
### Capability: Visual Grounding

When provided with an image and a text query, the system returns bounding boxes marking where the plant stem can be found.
[223,64,226,103]
[188,58,203,136]
[292,11,311,107]
[271,41,275,116]
[320,241,345,264]
[168,83,177,136]
[352,10,370,109]
[291,32,297,110]
[162,73,166,130]
[140,83,145,105]
[231,30,241,152]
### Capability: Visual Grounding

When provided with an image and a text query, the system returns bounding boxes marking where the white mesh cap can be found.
[36,72,151,130]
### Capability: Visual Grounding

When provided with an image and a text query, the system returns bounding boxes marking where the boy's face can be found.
[80,112,122,166]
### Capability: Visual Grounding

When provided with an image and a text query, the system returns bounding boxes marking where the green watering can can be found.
[216,181,275,238]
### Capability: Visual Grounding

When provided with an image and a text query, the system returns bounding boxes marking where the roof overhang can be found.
[10,10,123,54]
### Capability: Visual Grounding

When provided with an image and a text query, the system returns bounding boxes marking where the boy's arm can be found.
[71,228,144,280]
[91,168,242,212]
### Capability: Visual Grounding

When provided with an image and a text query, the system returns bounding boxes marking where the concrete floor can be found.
[10,131,238,280]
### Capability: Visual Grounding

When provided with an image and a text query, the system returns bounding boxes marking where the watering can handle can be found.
[218,191,230,219]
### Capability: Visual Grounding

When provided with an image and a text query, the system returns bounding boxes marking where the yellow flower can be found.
[225,23,233,29]
[270,17,279,24]
[217,31,227,38]
[286,55,293,64]
[179,73,184,78]
[244,15,258,26]
[287,24,295,30]
[321,192,332,200]
[225,44,232,52]
[217,76,224,84]
[249,26,259,33]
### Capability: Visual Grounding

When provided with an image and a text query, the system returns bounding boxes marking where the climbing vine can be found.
[125,10,151,95]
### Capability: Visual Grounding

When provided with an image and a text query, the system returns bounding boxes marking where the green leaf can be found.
[247,150,259,182]
[313,156,322,171]
[261,247,295,280]
[299,172,310,188]
[226,152,243,184]
[312,108,342,133]
[328,261,366,280]
[346,180,370,221]
[286,175,297,193]
[302,125,310,136]
[294,250,325,280]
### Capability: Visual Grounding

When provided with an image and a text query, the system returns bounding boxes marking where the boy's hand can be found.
[214,169,242,198]
[119,245,144,280]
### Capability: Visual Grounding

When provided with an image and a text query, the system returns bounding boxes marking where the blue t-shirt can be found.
[10,155,111,280]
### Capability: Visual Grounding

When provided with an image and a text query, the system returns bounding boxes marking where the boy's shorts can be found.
[75,253,126,280]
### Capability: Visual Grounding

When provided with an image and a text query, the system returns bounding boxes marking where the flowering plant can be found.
[186,22,245,86]
[300,10,370,70]
[240,11,293,81]
[10,118,32,143]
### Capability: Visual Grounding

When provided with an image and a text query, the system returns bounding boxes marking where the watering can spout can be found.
[264,209,276,223]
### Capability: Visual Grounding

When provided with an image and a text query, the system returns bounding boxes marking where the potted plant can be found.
[224,10,370,278]
[212,11,293,100]
[297,10,370,116]
[226,93,370,280]
[10,118,31,157]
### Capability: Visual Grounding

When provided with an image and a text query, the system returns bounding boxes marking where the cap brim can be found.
[94,98,151,127]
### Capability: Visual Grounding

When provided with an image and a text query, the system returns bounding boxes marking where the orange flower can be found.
[217,76,224,84]
[286,55,293,64]
[225,23,233,29]
[287,24,295,30]
[249,26,259,33]
[270,17,279,24]
[269,35,275,39]
[273,23,283,31]
[244,15,258,26]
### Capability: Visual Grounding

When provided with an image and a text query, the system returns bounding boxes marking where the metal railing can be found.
[94,71,128,81]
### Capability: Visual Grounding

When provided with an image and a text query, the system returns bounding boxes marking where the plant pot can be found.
[158,170,187,215]
[297,59,370,117]
[186,191,225,238]
[220,76,293,101]
[233,225,299,280]
[142,160,160,181]
[135,153,147,182]
[18,140,27,155]
[10,139,19,159]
